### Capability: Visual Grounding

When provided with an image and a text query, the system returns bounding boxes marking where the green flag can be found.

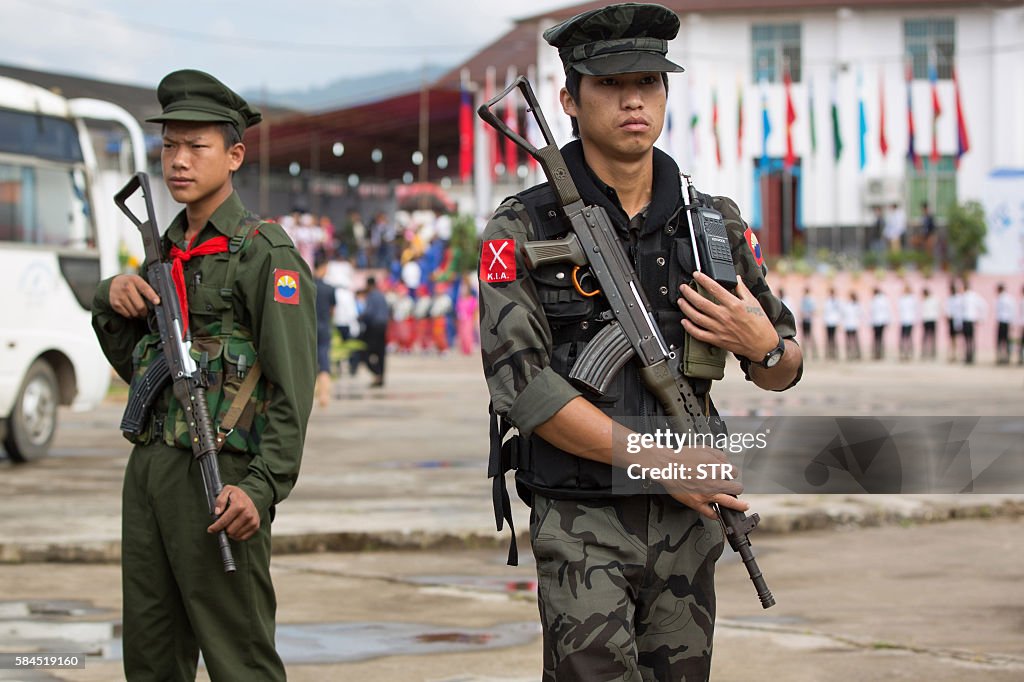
[809,77,817,155]
[830,73,842,162]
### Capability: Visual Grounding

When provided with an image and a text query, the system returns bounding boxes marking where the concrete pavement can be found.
[1,353,1022,680]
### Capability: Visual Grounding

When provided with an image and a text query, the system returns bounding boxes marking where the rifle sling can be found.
[215,360,262,452]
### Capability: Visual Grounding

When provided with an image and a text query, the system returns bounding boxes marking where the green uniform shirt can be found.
[93,191,317,514]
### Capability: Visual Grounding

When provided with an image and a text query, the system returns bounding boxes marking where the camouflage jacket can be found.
[479,140,798,439]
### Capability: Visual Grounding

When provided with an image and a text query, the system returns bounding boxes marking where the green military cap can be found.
[543,2,684,76]
[146,69,262,137]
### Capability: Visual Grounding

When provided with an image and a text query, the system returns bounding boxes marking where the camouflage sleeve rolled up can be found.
[714,195,802,388]
[714,195,798,340]
[478,197,582,437]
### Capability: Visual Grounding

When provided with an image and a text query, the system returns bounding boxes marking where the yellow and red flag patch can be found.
[743,227,764,268]
[273,268,300,304]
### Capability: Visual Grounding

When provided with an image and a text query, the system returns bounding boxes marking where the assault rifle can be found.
[114,172,236,574]
[479,77,774,608]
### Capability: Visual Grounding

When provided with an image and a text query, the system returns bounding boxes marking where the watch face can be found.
[764,338,785,368]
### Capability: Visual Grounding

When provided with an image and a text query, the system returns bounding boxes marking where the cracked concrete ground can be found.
[1,354,1022,680]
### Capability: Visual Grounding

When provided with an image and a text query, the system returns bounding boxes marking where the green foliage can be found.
[449,213,481,274]
[946,200,987,274]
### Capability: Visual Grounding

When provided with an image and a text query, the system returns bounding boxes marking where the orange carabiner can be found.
[572,266,601,298]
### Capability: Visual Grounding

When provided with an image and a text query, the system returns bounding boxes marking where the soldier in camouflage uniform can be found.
[92,70,316,681]
[479,4,803,680]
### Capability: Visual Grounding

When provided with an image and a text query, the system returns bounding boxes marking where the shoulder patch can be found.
[273,268,301,304]
[481,239,516,284]
[255,221,295,248]
[743,227,765,268]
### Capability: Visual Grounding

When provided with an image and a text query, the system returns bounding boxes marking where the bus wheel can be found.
[3,360,59,463]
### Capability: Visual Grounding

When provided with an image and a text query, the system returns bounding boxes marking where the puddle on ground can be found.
[0,600,538,665]
[276,621,538,664]
[372,459,483,470]
[405,574,537,595]
[729,614,809,626]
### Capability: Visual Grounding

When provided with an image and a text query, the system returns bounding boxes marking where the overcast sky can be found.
[1,0,574,91]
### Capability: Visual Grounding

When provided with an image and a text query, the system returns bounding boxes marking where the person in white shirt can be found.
[920,287,939,360]
[800,287,818,360]
[898,285,918,361]
[995,283,1014,365]
[961,278,987,365]
[883,203,907,252]
[945,281,964,363]
[870,287,891,360]
[824,287,842,360]
[843,291,863,360]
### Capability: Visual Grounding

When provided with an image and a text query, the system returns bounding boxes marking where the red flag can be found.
[878,68,888,157]
[905,61,922,171]
[953,67,970,168]
[712,88,722,167]
[737,83,744,160]
[503,67,518,176]
[929,61,942,163]
[458,80,474,183]
[485,67,498,181]
[783,67,796,168]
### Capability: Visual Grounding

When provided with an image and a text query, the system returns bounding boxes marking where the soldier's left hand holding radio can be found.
[679,271,802,391]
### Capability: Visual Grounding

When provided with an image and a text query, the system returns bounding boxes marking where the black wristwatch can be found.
[741,334,786,374]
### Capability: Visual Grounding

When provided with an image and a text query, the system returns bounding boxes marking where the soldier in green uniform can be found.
[91,70,316,681]
[479,4,803,680]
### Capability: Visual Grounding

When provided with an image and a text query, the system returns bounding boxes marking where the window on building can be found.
[906,156,957,225]
[904,18,955,79]
[752,23,802,83]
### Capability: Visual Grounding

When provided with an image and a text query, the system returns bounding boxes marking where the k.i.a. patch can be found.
[273,268,300,304]
[480,238,516,283]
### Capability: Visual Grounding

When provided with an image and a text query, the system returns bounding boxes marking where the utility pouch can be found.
[682,280,726,380]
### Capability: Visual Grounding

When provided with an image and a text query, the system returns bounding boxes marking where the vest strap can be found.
[488,403,519,566]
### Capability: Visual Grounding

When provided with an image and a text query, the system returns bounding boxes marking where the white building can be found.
[466,0,1024,260]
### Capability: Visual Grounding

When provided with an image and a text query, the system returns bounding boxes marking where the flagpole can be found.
[782,61,792,257]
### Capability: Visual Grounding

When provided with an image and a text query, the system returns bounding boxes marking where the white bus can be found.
[0,76,146,461]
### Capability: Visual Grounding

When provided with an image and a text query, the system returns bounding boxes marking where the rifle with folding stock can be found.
[115,172,236,574]
[479,77,774,608]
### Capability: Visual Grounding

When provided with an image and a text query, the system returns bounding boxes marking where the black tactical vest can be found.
[487,141,720,564]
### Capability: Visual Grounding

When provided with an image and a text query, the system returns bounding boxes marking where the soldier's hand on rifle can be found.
[678,272,778,360]
[207,485,260,541]
[639,445,749,520]
[109,274,160,319]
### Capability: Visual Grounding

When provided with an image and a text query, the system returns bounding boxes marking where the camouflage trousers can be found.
[530,493,725,681]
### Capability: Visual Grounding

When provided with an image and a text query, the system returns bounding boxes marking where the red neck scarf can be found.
[169,235,229,337]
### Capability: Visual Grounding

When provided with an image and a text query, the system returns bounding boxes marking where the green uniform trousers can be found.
[530,493,725,682]
[121,440,285,681]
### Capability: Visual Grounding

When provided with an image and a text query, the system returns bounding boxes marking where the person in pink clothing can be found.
[456,275,479,355]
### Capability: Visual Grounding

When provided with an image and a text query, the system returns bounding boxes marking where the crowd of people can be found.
[283,207,481,403]
[785,279,1024,365]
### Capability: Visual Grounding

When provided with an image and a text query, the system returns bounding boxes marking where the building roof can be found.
[434,21,539,91]
[520,0,1024,22]
[243,88,462,181]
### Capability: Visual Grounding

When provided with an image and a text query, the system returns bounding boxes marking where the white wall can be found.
[507,3,1023,233]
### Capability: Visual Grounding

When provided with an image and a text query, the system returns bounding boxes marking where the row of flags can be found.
[457,65,971,182]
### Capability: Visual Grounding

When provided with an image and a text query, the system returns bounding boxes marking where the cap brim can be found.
[573,52,684,76]
[145,110,238,126]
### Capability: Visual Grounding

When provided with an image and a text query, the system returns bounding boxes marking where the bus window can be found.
[0,162,95,249]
